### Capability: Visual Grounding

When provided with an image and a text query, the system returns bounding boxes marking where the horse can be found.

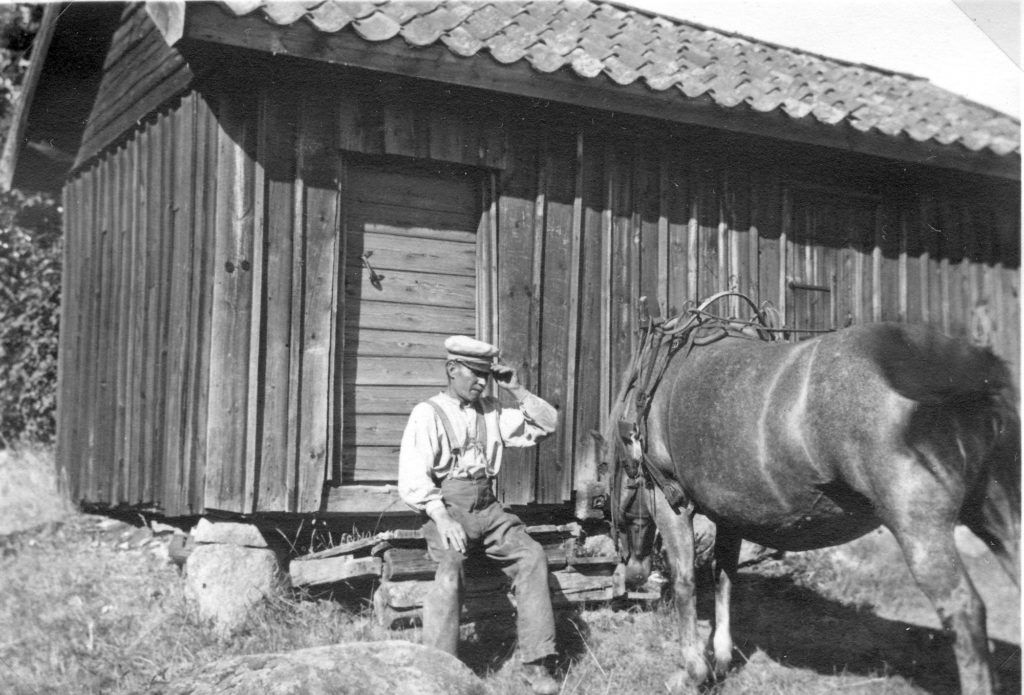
[595,296,1019,695]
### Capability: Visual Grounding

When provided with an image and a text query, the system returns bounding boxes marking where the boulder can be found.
[158,640,490,695]
[191,518,269,547]
[184,543,285,635]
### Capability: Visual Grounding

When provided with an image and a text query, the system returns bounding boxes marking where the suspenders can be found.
[425,397,490,473]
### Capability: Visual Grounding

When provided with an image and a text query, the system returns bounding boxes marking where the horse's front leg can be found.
[711,525,741,678]
[653,486,709,692]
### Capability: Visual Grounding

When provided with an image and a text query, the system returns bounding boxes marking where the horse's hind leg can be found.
[653,486,709,691]
[884,505,992,694]
[711,526,741,679]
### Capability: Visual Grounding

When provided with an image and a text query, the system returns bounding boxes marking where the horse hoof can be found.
[665,670,699,695]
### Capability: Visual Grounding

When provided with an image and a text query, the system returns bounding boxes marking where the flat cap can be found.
[445,335,499,371]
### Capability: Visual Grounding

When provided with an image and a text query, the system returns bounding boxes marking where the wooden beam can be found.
[779,187,791,323]
[182,5,1020,181]
[599,144,614,432]
[563,131,584,497]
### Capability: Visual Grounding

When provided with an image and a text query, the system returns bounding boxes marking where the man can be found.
[398,335,560,695]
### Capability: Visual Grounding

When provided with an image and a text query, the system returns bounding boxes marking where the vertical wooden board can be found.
[162,100,196,516]
[256,92,298,512]
[94,159,116,504]
[66,176,84,501]
[942,200,967,337]
[81,168,100,501]
[495,127,539,506]
[141,122,165,504]
[754,172,781,313]
[185,93,219,514]
[920,196,943,328]
[728,170,753,305]
[57,180,79,499]
[635,143,660,309]
[204,93,257,512]
[152,110,176,507]
[609,142,634,397]
[113,146,134,503]
[665,153,690,314]
[599,143,615,433]
[879,205,901,322]
[903,202,924,324]
[108,151,127,502]
[573,130,606,501]
[76,173,96,501]
[696,164,719,302]
[76,169,94,500]
[295,94,339,513]
[561,133,584,502]
[126,131,147,505]
[537,133,575,504]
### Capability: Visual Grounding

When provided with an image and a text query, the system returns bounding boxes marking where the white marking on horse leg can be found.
[653,486,709,686]
[712,530,741,678]
[891,525,993,695]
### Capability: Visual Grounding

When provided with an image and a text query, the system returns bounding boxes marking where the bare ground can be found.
[1,448,1019,694]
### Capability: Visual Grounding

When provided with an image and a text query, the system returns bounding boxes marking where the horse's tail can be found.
[867,323,1020,585]
[865,323,1010,404]
[961,399,1020,586]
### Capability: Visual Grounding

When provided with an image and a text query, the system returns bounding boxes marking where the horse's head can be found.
[609,425,657,589]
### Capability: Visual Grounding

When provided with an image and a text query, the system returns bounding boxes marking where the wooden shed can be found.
[6,1,1019,522]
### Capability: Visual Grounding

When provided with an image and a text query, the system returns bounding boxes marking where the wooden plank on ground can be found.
[290,556,383,587]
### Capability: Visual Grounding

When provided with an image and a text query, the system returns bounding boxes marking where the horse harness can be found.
[607,291,814,552]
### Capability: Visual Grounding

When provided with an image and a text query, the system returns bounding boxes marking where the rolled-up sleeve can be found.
[397,403,446,515]
[498,389,558,448]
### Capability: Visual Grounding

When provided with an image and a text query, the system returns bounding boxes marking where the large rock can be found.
[191,518,269,547]
[158,640,490,695]
[184,543,285,635]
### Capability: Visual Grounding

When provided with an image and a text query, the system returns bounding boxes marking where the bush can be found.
[0,190,62,444]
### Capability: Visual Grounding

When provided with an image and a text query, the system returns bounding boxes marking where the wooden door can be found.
[341,158,483,484]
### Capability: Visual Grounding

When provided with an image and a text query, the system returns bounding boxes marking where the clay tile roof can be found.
[218,0,1020,156]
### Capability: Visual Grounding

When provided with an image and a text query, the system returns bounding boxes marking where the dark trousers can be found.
[421,476,556,663]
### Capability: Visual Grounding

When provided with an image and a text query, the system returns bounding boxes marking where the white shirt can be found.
[397,389,558,515]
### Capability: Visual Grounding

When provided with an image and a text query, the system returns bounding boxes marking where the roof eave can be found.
[183,3,1019,181]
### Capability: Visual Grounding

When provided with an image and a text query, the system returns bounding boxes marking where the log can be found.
[290,556,383,587]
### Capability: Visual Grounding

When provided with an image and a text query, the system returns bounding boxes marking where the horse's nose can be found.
[624,554,651,589]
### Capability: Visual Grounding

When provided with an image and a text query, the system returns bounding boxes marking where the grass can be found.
[0,443,70,536]
[0,447,1018,694]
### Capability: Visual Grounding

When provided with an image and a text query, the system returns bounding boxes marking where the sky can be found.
[624,0,1022,118]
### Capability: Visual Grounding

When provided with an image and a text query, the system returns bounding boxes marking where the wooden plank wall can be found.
[57,75,1020,516]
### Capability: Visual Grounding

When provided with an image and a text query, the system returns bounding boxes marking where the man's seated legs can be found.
[422,529,466,655]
